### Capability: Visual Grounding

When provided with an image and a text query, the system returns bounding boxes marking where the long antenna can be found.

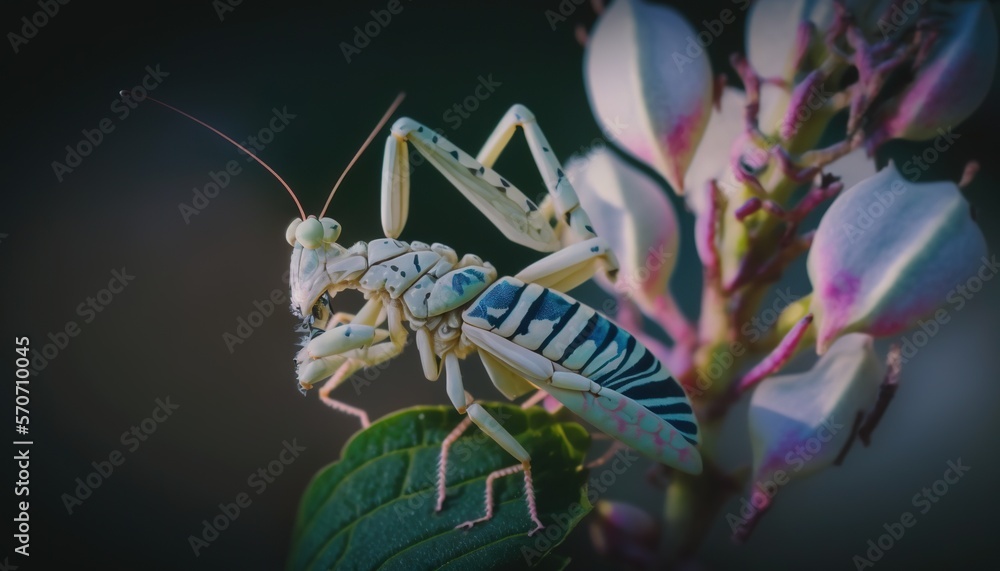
[134,92,308,221]
[319,92,406,218]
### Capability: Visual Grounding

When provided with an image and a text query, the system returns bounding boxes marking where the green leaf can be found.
[288,404,592,571]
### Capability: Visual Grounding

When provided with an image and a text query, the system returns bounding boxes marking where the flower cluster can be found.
[576,0,994,562]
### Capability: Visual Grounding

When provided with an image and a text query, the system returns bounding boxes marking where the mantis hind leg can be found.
[436,353,545,535]
[462,323,703,474]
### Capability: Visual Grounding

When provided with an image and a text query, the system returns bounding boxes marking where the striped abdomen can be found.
[463,277,699,445]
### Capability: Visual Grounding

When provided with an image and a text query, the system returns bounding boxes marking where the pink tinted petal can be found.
[566,148,679,319]
[749,334,882,482]
[865,1,997,148]
[808,163,987,353]
[585,0,713,192]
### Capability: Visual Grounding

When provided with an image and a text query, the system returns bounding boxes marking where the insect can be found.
[144,93,702,536]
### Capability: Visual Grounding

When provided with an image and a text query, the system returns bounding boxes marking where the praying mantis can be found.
[143,93,702,536]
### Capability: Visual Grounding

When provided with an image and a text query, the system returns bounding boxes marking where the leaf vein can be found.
[377,498,527,571]
[301,430,548,570]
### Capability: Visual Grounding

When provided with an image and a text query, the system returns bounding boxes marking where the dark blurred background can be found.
[2,1,999,569]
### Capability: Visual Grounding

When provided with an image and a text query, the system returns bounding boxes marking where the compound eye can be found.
[295,217,324,249]
[286,218,303,246]
[319,217,342,243]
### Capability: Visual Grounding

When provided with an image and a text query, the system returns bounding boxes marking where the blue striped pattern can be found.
[464,277,698,445]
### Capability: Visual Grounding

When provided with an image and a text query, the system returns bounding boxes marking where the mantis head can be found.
[285,216,344,322]
[135,91,403,331]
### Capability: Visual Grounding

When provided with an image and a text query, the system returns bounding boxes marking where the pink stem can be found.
[736,314,814,393]
[695,180,722,280]
[799,136,859,169]
[781,69,824,140]
[858,344,902,446]
[654,293,698,349]
[735,197,762,221]
[789,181,843,221]
[730,52,762,136]
[790,21,816,73]
[712,73,728,111]
[731,490,772,544]
[959,161,980,188]
[753,231,814,284]
[824,1,851,58]
[913,26,940,69]
[762,200,786,218]
[773,145,821,182]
